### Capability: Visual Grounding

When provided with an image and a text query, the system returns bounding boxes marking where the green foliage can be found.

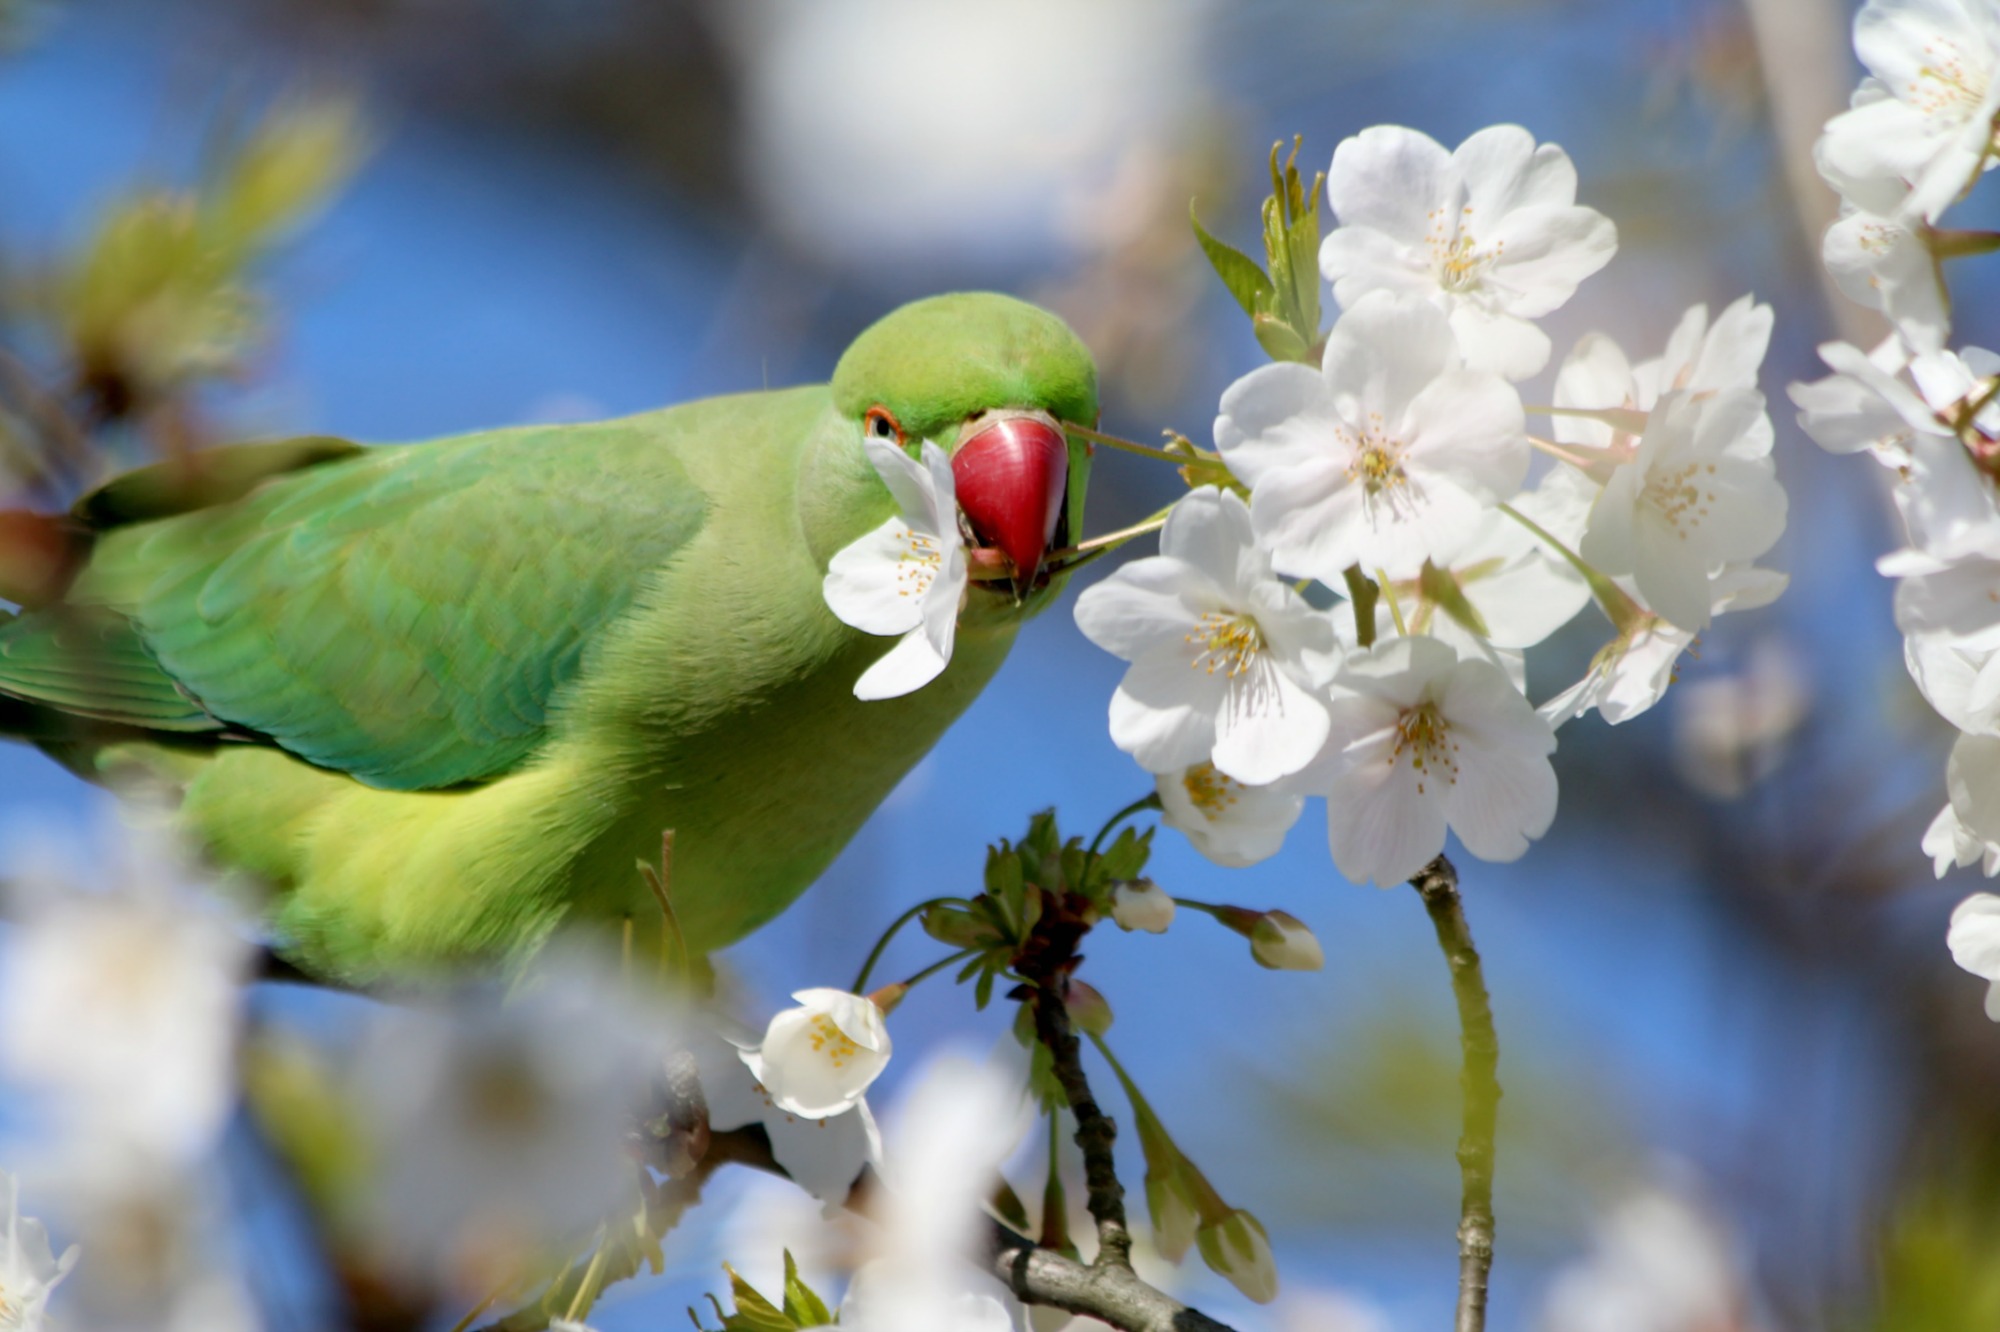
[28,93,364,419]
[922,808,1154,1016]
[1191,136,1325,366]
[690,1256,835,1331]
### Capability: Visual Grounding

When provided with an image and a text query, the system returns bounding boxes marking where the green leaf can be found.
[781,1251,834,1327]
[1190,202,1275,320]
[1252,313,1311,365]
[1026,809,1062,858]
[720,1266,797,1332]
[1418,560,1491,638]
[974,967,996,1011]
[922,904,991,949]
[1098,827,1153,885]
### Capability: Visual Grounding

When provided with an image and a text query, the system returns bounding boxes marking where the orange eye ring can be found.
[864,405,905,445]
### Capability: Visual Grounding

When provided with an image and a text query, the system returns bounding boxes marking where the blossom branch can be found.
[1026,976,1135,1271]
[1410,855,1501,1332]
[989,1221,1236,1332]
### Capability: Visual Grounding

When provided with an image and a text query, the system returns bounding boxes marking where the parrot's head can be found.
[830,292,1097,610]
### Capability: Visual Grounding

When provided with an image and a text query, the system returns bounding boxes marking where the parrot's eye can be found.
[864,407,903,443]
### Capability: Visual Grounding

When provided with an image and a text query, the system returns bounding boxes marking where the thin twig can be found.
[1409,855,1500,1332]
[1026,979,1134,1271]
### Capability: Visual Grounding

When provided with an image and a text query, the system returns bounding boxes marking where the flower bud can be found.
[1110,880,1175,934]
[1145,1164,1200,1263]
[1064,980,1114,1036]
[1249,910,1323,971]
[1196,1207,1277,1303]
[740,988,891,1119]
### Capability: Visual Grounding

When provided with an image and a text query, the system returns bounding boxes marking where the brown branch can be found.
[990,1221,1235,1332]
[1027,978,1134,1271]
[1410,855,1501,1332]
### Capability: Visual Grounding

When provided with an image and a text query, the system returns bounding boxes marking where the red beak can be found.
[950,412,1068,589]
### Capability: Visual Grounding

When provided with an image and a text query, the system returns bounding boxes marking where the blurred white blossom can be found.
[344,951,668,1288]
[726,0,1194,269]
[0,816,249,1166]
[1318,124,1615,379]
[837,1053,1029,1332]
[0,1169,76,1332]
[1671,638,1811,798]
[1538,1175,1764,1332]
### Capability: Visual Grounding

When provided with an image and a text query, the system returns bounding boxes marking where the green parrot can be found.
[0,292,1097,983]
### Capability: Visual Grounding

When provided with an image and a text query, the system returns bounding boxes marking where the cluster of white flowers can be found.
[1788,0,2000,1015]
[0,811,254,1332]
[1068,124,1788,886]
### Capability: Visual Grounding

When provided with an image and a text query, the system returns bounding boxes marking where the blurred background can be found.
[0,0,1992,1328]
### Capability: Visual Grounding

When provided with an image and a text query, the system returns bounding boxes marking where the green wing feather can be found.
[45,412,710,789]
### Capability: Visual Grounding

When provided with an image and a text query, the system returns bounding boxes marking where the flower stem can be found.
[1046,509,1173,569]
[1496,503,1646,637]
[1087,792,1163,861]
[1376,568,1409,636]
[1408,855,1500,1332]
[895,947,978,991]
[1063,421,1197,465]
[851,896,971,994]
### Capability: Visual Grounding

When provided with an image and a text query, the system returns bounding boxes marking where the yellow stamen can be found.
[806,1013,862,1070]
[1186,612,1265,677]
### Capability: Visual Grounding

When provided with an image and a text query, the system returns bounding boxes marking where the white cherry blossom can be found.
[1578,388,1786,632]
[0,818,250,1168]
[1073,487,1341,785]
[1886,548,2000,729]
[740,988,892,1120]
[837,1054,1030,1332]
[1318,124,1616,379]
[1362,477,1594,689]
[1154,761,1305,868]
[1816,0,2000,222]
[1947,891,2000,1019]
[1926,802,2000,876]
[1109,879,1176,933]
[1297,635,1558,886]
[1214,292,1528,583]
[1789,336,1940,461]
[1894,346,2000,559]
[345,951,667,1285]
[0,1170,76,1332]
[824,438,968,700]
[1538,567,1787,728]
[699,1021,882,1212]
[1824,201,1951,353]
